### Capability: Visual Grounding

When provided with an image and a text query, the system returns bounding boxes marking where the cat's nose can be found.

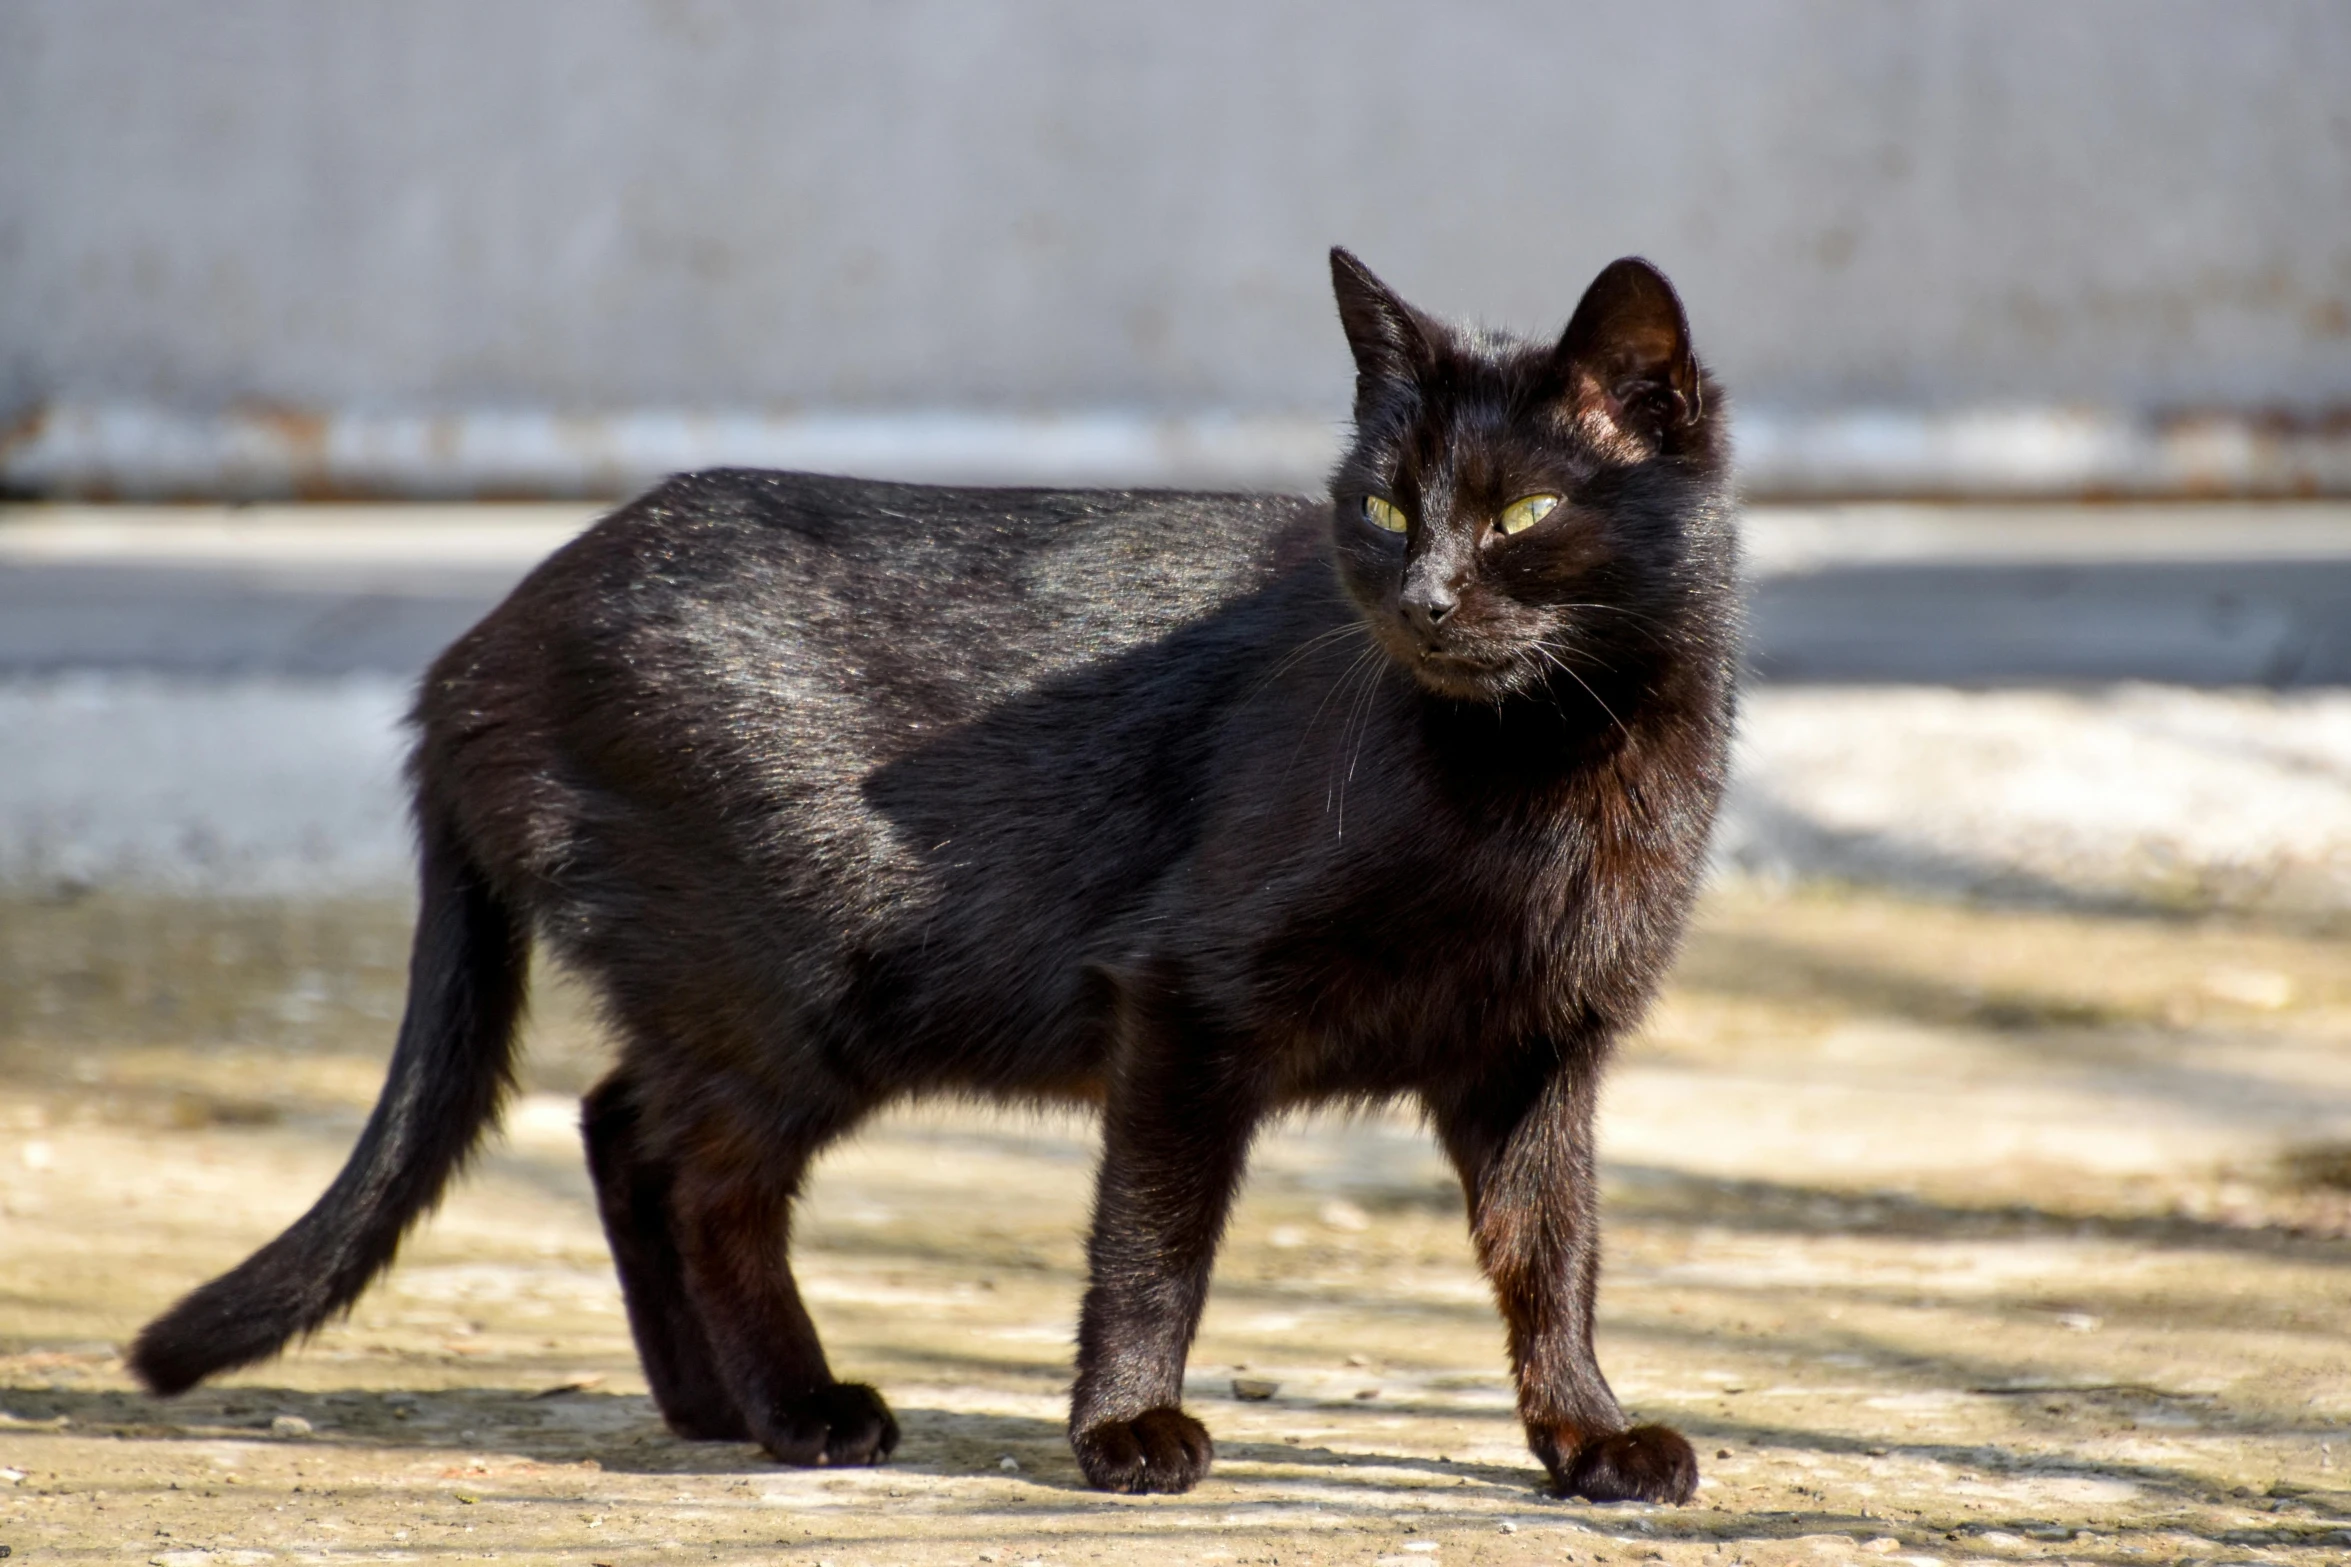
[1400,589,1458,637]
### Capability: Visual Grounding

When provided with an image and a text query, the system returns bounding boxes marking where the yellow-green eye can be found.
[1496,494,1560,536]
[1362,495,1409,533]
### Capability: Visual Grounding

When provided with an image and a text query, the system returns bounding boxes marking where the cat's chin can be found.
[1407,650,1517,703]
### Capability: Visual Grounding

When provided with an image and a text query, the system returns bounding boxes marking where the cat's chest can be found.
[1180,710,1716,1067]
[1218,794,1603,984]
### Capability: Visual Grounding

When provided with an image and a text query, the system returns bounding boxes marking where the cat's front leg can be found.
[1068,980,1260,1494]
[1432,1062,1698,1505]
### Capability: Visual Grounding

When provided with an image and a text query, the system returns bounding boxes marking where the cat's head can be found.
[1325,249,1733,705]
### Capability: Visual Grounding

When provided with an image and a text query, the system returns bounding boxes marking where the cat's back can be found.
[416,470,1329,898]
[508,469,1319,714]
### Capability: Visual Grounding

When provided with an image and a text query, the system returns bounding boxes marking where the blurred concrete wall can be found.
[3,1,2348,493]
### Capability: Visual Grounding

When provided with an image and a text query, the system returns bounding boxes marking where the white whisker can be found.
[1533,641,1628,737]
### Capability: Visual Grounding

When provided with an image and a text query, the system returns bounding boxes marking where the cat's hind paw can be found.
[757,1382,900,1467]
[1072,1407,1214,1494]
[1554,1423,1698,1505]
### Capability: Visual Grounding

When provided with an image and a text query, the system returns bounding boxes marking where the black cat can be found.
[131,250,1738,1504]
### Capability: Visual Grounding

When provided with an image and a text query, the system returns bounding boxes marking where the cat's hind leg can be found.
[661,1083,899,1467]
[661,1096,897,1466]
[581,1070,750,1441]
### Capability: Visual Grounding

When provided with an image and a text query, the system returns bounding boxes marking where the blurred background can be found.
[4,0,2349,499]
[5,10,2351,1557]
[3,0,2348,904]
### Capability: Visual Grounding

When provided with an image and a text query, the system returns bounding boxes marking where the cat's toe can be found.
[1551,1423,1698,1505]
[758,1382,900,1467]
[1072,1407,1214,1494]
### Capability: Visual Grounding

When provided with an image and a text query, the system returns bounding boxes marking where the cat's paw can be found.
[1072,1407,1214,1494]
[1548,1423,1698,1505]
[757,1382,900,1467]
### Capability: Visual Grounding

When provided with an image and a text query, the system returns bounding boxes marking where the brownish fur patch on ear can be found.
[1551,256,1701,461]
[1559,368,1662,464]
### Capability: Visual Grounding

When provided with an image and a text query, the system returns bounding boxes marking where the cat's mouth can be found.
[1411,647,1516,699]
[1365,607,1533,700]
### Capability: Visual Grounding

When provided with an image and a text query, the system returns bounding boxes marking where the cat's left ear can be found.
[1552,257,1704,453]
[1331,247,1435,401]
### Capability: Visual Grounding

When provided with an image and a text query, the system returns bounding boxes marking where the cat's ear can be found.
[1330,247,1434,396]
[1552,257,1703,453]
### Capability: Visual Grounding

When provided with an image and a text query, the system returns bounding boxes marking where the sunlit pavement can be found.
[2,886,2348,1563]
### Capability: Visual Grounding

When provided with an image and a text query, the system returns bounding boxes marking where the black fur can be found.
[131,251,1738,1503]
[130,815,525,1394]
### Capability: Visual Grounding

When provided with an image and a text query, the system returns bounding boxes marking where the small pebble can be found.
[269,1415,312,1438]
[997,1455,1020,1472]
[1232,1377,1281,1401]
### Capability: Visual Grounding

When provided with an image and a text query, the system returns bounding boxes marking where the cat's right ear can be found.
[1552,257,1703,457]
[1331,248,1433,400]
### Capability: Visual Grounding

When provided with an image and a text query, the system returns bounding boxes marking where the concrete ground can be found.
[2,882,2348,1566]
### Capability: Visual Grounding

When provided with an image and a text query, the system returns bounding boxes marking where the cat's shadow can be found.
[16,1382,1542,1495]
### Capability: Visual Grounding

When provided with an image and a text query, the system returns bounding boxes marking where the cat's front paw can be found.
[756,1382,900,1467]
[1546,1423,1698,1504]
[1072,1407,1214,1493]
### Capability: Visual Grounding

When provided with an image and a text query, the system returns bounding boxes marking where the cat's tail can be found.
[129,806,528,1395]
